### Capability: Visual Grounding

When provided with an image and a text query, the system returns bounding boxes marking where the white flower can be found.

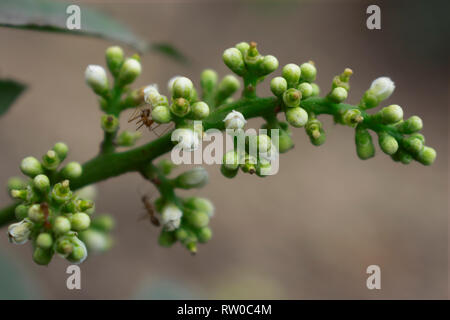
[143,84,160,106]
[167,75,182,94]
[368,77,395,101]
[171,128,200,151]
[8,219,33,244]
[223,110,246,130]
[161,204,182,231]
[85,65,108,93]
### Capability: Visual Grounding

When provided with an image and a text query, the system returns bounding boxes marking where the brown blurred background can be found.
[0,0,448,299]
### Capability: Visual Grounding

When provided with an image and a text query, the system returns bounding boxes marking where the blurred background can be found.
[0,0,448,299]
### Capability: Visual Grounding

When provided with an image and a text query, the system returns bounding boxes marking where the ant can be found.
[139,195,160,227]
[128,107,174,137]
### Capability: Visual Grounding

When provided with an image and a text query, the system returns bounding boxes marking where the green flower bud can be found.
[67,237,88,264]
[85,65,108,96]
[51,180,72,204]
[8,219,33,244]
[396,116,423,134]
[256,159,272,177]
[257,134,272,153]
[342,109,364,127]
[101,114,119,133]
[20,156,43,178]
[259,55,278,75]
[285,107,308,128]
[300,62,317,82]
[277,130,294,153]
[183,197,214,217]
[61,162,83,180]
[355,126,375,160]
[332,68,352,91]
[90,215,115,232]
[117,130,142,147]
[186,210,210,229]
[41,150,60,171]
[53,142,69,162]
[175,167,209,189]
[310,128,326,146]
[378,132,399,155]
[282,88,302,108]
[270,77,287,97]
[416,146,436,166]
[36,232,53,249]
[15,204,29,220]
[240,154,257,174]
[410,133,425,143]
[157,159,178,176]
[282,64,301,87]
[172,77,194,100]
[170,97,190,117]
[217,75,240,100]
[362,77,395,108]
[200,69,218,94]
[392,148,413,164]
[223,48,246,76]
[379,104,403,124]
[403,136,424,155]
[53,216,71,234]
[33,247,53,265]
[161,204,183,231]
[175,227,189,242]
[305,118,322,139]
[150,105,171,124]
[71,212,91,231]
[7,177,27,192]
[298,82,313,99]
[191,101,210,120]
[28,204,45,223]
[79,229,112,253]
[223,150,239,171]
[158,230,177,248]
[329,87,348,103]
[311,83,320,96]
[117,57,141,86]
[10,189,27,201]
[33,174,50,192]
[243,42,262,69]
[235,42,250,56]
[105,46,124,77]
[197,227,212,243]
[56,236,74,256]
[220,164,239,178]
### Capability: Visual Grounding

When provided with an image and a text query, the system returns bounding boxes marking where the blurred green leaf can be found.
[0,79,26,117]
[0,0,186,61]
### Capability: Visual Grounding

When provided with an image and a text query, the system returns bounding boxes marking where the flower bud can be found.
[310,128,326,146]
[143,84,161,106]
[285,107,308,128]
[410,133,425,143]
[67,237,88,264]
[101,114,119,133]
[56,236,74,256]
[169,97,190,117]
[158,230,177,247]
[257,134,272,153]
[191,101,210,120]
[172,128,200,150]
[91,215,115,232]
[378,132,399,155]
[217,75,240,101]
[148,105,170,124]
[355,126,375,160]
[200,69,218,93]
[222,150,239,171]
[243,42,262,69]
[51,180,73,204]
[71,212,91,231]
[7,177,27,192]
[186,210,210,229]
[175,167,209,189]
[10,189,27,201]
[183,197,214,217]
[379,104,403,124]
[300,62,317,82]
[298,82,313,99]
[61,162,83,180]
[161,204,183,231]
[416,146,436,166]
[329,87,348,103]
[403,136,424,155]
[53,142,69,162]
[342,109,364,127]
[117,58,141,86]
[41,150,60,171]
[105,46,124,77]
[157,159,178,176]
[282,64,301,87]
[256,158,272,177]
[197,227,212,243]
[277,130,294,153]
[283,88,302,108]
[220,164,239,178]
[36,232,53,249]
[259,55,279,76]
[79,229,112,253]
[27,204,45,223]
[20,156,43,178]
[396,116,423,134]
[270,77,287,97]
[311,83,320,96]
[235,42,250,56]
[241,154,257,174]
[172,76,194,100]
[85,65,108,95]
[223,48,246,76]
[33,174,50,192]
[8,219,33,244]
[53,216,71,234]
[33,247,53,265]
[365,77,395,106]
[15,204,29,220]
[117,130,142,147]
[223,110,246,130]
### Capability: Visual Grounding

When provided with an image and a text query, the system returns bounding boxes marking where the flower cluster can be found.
[7,143,113,265]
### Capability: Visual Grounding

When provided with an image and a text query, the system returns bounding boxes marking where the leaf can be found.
[0,79,26,117]
[0,0,186,60]
[151,43,188,63]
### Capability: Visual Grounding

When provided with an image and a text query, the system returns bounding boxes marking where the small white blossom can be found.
[171,128,200,151]
[85,65,108,93]
[8,219,33,244]
[161,204,182,231]
[167,75,182,94]
[368,77,395,101]
[143,84,160,106]
[223,110,246,130]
